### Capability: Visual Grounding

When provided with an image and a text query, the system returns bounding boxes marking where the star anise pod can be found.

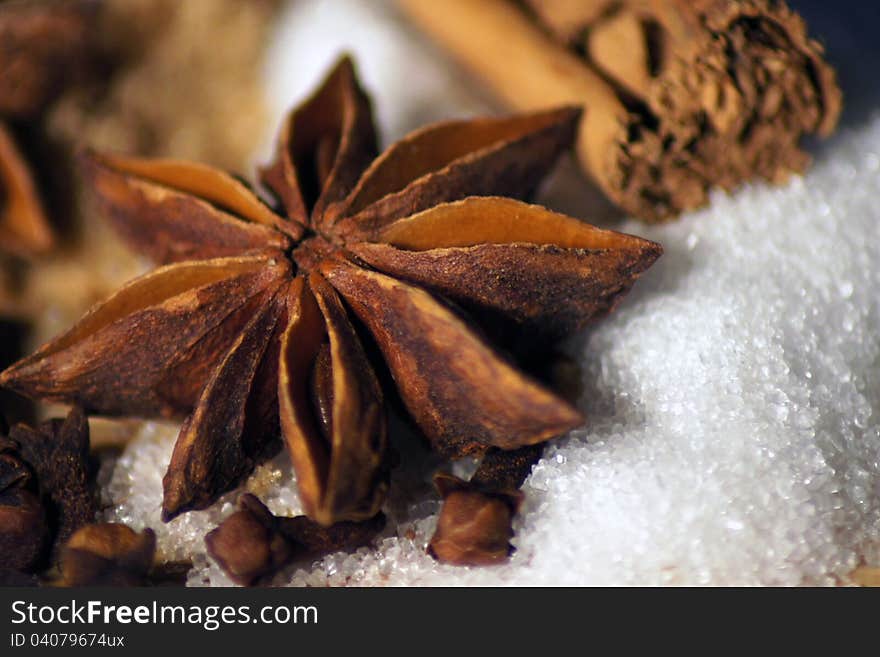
[0,0,94,256]
[0,57,661,528]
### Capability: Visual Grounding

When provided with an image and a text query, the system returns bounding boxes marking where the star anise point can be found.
[1,56,661,531]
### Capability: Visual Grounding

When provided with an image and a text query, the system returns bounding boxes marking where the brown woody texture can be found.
[0,431,46,573]
[398,0,841,221]
[0,57,661,537]
[0,407,95,577]
[9,405,96,556]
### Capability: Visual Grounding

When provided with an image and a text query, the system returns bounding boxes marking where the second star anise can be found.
[0,0,95,256]
[0,57,661,527]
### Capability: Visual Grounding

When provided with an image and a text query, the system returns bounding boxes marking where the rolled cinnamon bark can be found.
[398,0,841,221]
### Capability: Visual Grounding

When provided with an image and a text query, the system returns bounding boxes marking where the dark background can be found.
[792,0,880,130]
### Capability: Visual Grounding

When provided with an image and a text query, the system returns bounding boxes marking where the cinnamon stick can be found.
[398,0,841,221]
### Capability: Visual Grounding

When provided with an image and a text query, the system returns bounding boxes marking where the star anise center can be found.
[290,230,346,273]
[0,56,664,535]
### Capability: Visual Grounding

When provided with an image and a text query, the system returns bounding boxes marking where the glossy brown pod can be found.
[1,56,661,529]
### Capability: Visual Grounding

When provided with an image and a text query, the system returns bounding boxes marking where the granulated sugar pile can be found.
[100,0,880,586]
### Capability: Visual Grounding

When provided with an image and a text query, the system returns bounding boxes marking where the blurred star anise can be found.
[0,57,661,528]
[0,0,94,256]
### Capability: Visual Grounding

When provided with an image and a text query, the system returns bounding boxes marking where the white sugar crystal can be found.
[100,0,880,585]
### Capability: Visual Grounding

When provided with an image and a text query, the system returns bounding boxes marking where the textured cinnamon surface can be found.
[400,0,841,220]
[528,0,842,220]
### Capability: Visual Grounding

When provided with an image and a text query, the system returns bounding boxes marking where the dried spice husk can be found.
[471,444,545,491]
[57,523,156,586]
[0,0,96,257]
[427,444,543,566]
[428,472,523,566]
[0,407,95,578]
[205,493,385,586]
[0,433,47,573]
[0,56,661,535]
[9,406,97,557]
[0,123,52,256]
[398,0,841,221]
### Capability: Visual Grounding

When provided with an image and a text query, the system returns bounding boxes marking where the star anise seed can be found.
[0,56,661,528]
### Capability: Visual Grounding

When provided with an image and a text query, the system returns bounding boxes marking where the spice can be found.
[397,0,841,221]
[205,494,384,586]
[9,406,96,557]
[14,0,281,371]
[0,432,47,573]
[428,472,522,566]
[0,406,97,574]
[0,0,95,255]
[0,123,51,255]
[471,444,546,491]
[428,444,542,566]
[433,353,572,566]
[2,405,165,587]
[0,56,660,534]
[58,523,156,586]
[0,406,96,580]
[47,0,282,171]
